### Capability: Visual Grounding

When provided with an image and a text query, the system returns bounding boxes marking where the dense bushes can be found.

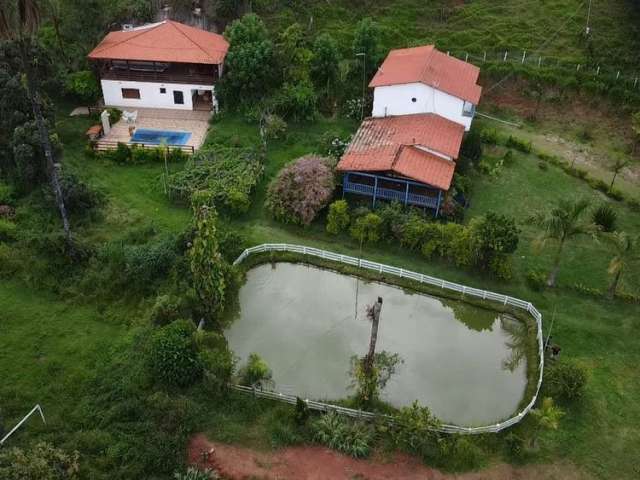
[311,412,374,458]
[57,171,104,215]
[327,201,519,278]
[592,204,617,232]
[543,360,588,403]
[168,146,263,214]
[148,320,203,388]
[99,142,189,165]
[0,442,79,479]
[266,155,334,225]
[238,353,273,387]
[65,70,100,103]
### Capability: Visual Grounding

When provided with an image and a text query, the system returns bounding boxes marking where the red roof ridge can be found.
[90,22,162,56]
[169,21,226,60]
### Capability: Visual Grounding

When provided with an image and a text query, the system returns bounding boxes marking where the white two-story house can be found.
[88,20,229,111]
[337,45,482,215]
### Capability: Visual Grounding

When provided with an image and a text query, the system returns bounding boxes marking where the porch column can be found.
[434,190,443,217]
[342,173,348,198]
[404,182,410,206]
[372,175,379,208]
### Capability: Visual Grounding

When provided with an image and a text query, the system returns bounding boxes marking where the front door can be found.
[173,90,184,105]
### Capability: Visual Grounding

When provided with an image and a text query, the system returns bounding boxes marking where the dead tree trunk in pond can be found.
[363,296,383,378]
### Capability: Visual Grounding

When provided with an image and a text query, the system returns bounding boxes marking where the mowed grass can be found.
[5,107,638,477]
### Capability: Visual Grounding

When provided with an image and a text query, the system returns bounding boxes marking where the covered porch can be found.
[342,172,443,215]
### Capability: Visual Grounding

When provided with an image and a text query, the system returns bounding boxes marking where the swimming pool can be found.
[130,128,191,146]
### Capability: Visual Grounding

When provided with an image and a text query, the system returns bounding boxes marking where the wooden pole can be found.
[363,297,383,377]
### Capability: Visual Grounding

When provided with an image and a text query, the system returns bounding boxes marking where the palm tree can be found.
[604,232,639,299]
[1,0,71,244]
[529,397,564,448]
[531,198,595,287]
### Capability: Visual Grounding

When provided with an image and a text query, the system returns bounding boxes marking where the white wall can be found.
[101,79,215,110]
[372,83,474,130]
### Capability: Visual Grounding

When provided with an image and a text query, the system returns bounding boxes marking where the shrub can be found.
[262,113,287,141]
[388,401,440,459]
[122,235,178,285]
[168,146,263,214]
[480,128,500,145]
[149,294,184,326]
[65,70,100,103]
[504,432,526,462]
[376,201,405,242]
[526,269,547,292]
[0,181,14,205]
[148,320,203,388]
[459,127,483,168]
[538,160,548,170]
[505,135,532,153]
[592,204,617,232]
[107,107,122,124]
[197,331,236,393]
[350,212,382,244]
[57,171,104,215]
[238,353,273,387]
[326,199,350,234]
[400,213,434,250]
[317,131,351,160]
[438,436,485,471]
[469,212,520,269]
[266,155,334,225]
[270,80,318,122]
[543,359,588,403]
[312,412,373,458]
[503,149,515,166]
[294,397,310,425]
[0,442,80,479]
[0,218,16,242]
[174,467,219,479]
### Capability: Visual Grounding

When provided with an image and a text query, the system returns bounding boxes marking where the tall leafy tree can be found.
[311,32,341,110]
[603,231,639,299]
[530,198,596,287]
[1,0,71,242]
[352,17,381,80]
[218,13,276,106]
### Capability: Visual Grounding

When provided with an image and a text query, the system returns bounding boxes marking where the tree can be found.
[218,13,276,106]
[469,212,520,269]
[350,212,383,244]
[529,397,564,448]
[603,231,639,299]
[0,442,79,479]
[311,33,341,107]
[530,198,595,287]
[608,156,630,192]
[1,1,71,244]
[266,155,334,225]
[326,199,350,234]
[352,17,381,80]
[190,205,227,319]
[275,23,312,84]
[238,353,273,388]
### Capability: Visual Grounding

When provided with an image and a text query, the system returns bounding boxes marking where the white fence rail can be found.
[232,244,544,434]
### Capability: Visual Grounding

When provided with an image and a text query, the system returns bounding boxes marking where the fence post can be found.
[503,51,508,62]
[521,50,526,63]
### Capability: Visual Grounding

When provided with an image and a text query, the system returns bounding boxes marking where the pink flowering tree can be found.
[266,155,335,225]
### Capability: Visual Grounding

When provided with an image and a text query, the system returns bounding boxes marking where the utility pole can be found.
[356,52,366,120]
[363,297,383,376]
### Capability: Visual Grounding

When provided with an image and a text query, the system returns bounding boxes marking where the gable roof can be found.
[369,45,482,104]
[87,21,229,65]
[336,114,464,190]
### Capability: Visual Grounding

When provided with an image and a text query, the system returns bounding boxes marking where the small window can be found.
[122,88,141,99]
[411,97,417,103]
[462,101,475,117]
[173,90,184,105]
[160,87,166,94]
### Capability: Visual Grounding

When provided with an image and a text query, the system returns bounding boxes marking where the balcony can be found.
[97,60,219,86]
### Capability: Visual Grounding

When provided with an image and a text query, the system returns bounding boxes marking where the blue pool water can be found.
[130,128,191,146]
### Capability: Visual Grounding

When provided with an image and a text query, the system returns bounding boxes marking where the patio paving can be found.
[97,107,211,151]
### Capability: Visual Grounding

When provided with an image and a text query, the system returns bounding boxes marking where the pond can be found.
[225,262,529,426]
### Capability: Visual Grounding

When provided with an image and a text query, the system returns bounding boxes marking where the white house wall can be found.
[101,79,215,110]
[372,83,473,130]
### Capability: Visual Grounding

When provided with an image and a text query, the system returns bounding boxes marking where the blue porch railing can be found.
[342,172,442,213]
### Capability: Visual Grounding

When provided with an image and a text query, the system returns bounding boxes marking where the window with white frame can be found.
[462,101,475,117]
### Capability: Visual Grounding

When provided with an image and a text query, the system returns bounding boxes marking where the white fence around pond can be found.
[232,243,544,434]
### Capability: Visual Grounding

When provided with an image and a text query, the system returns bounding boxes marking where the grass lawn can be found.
[1,104,638,478]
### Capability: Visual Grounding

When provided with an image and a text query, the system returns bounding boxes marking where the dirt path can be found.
[188,434,587,480]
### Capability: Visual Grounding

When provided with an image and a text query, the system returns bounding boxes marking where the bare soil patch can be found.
[188,434,587,480]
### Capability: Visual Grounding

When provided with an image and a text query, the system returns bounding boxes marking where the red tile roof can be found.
[369,45,482,104]
[87,21,229,64]
[336,114,464,190]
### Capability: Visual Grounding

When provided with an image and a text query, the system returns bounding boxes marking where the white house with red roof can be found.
[88,21,229,111]
[336,45,482,215]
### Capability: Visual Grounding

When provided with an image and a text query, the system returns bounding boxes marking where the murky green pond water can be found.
[226,263,528,426]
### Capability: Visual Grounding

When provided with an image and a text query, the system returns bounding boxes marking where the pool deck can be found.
[97,107,211,151]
